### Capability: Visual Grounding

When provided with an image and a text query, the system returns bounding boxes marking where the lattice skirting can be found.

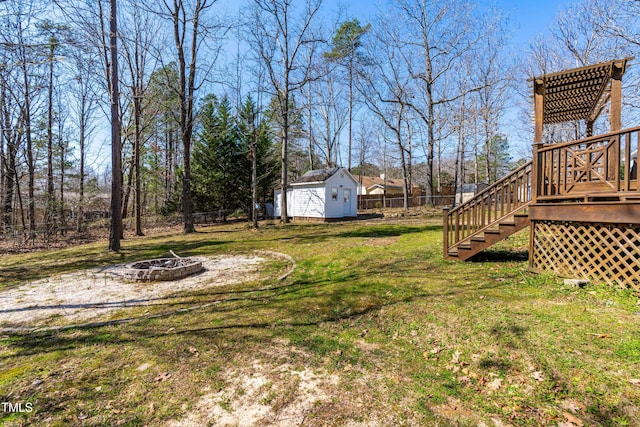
[530,220,640,292]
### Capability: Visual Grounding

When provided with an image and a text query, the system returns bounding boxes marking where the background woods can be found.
[0,0,638,246]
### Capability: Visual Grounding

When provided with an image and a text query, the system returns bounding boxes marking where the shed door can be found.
[343,188,351,216]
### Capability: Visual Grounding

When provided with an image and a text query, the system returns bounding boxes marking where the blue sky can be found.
[321,0,575,50]
[313,0,577,158]
[486,0,574,48]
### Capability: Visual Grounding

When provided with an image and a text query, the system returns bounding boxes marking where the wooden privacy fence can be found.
[444,161,533,252]
[535,126,640,201]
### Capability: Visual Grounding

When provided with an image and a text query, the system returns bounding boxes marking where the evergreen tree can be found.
[192,95,248,220]
[237,96,279,225]
[479,134,511,183]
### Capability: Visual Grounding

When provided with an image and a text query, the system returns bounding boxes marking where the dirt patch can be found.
[0,255,265,328]
[365,236,399,247]
[168,360,339,427]
[430,397,482,424]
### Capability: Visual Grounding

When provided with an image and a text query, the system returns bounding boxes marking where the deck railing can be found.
[444,161,533,254]
[535,126,640,201]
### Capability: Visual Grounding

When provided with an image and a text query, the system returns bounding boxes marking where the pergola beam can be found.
[531,58,632,141]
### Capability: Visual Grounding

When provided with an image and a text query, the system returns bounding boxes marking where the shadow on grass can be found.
[0,261,518,361]
[276,224,441,246]
[0,282,424,359]
[0,239,229,290]
[1,220,439,289]
[469,249,529,263]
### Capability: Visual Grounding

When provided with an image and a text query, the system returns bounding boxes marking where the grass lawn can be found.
[1,212,639,426]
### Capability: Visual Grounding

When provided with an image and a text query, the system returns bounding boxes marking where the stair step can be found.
[514,212,529,218]
[485,229,501,235]
[500,222,516,227]
[458,243,472,250]
[471,236,485,242]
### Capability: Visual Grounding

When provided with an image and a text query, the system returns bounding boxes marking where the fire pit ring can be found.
[118,257,204,282]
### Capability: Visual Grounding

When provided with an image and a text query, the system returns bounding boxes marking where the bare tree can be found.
[2,1,44,240]
[324,18,370,172]
[0,51,20,230]
[471,20,511,184]
[119,0,159,236]
[249,0,323,223]
[393,0,495,201]
[66,41,99,233]
[358,17,413,210]
[37,19,69,235]
[159,0,220,233]
[53,0,125,248]
[312,61,347,168]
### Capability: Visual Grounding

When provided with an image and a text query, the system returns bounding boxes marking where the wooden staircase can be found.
[444,161,533,261]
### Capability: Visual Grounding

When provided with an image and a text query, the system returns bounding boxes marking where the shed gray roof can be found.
[291,167,342,184]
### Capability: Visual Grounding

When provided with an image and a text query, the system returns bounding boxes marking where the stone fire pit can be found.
[118,256,204,282]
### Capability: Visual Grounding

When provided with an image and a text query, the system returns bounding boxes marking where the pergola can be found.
[532,58,632,142]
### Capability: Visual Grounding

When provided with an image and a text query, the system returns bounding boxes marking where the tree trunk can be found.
[77,108,85,233]
[396,116,409,212]
[306,80,314,170]
[251,132,259,229]
[134,94,143,236]
[122,154,134,219]
[1,76,16,229]
[59,137,66,235]
[46,42,55,236]
[280,100,289,223]
[109,0,123,251]
[21,66,36,240]
[347,60,353,171]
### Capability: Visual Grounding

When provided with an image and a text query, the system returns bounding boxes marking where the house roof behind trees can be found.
[355,175,420,192]
[290,167,344,185]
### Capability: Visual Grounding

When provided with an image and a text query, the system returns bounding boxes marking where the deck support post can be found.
[528,142,543,272]
[443,207,450,258]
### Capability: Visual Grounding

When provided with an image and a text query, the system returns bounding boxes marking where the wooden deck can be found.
[444,59,640,290]
[444,126,640,291]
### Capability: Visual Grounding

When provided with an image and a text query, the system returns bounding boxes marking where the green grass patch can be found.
[1,215,639,426]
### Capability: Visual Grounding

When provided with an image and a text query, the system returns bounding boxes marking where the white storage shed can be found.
[274,167,358,220]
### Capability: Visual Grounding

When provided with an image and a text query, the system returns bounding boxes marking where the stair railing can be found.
[444,161,533,256]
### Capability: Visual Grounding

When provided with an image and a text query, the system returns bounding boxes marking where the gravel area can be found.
[0,255,265,328]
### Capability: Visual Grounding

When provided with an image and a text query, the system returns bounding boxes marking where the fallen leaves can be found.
[136,362,152,372]
[586,333,611,339]
[429,346,442,355]
[560,411,584,426]
[486,377,503,391]
[154,372,171,382]
[532,371,544,382]
[560,399,585,413]
[629,378,640,385]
